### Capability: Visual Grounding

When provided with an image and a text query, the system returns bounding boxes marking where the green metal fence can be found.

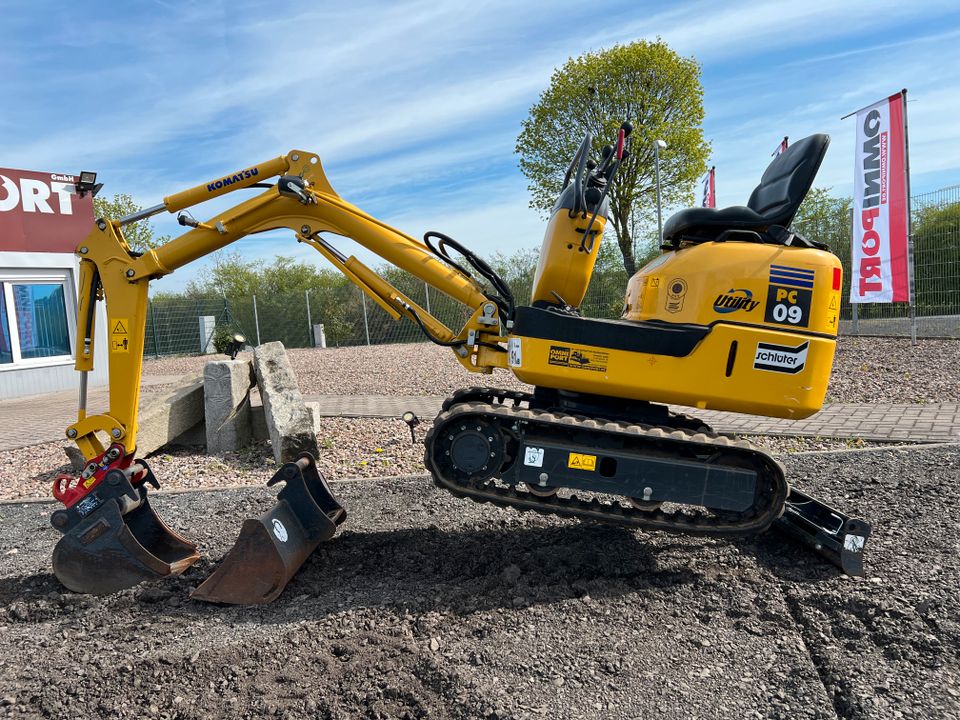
[144,184,960,355]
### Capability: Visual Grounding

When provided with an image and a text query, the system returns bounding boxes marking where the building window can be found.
[0,276,74,367]
[0,288,11,364]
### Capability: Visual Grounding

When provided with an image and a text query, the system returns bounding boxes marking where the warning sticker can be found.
[523,447,545,467]
[567,453,596,471]
[110,318,130,353]
[508,338,522,368]
[547,345,609,373]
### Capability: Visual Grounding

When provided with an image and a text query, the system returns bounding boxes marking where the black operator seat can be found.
[662,133,830,246]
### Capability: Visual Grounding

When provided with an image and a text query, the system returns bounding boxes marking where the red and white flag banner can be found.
[773,137,788,157]
[701,166,716,208]
[850,91,911,303]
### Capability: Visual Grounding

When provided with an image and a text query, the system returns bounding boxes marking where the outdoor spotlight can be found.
[75,171,103,198]
[226,333,246,360]
[401,411,420,444]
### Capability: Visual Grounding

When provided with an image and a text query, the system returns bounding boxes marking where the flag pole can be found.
[901,88,917,345]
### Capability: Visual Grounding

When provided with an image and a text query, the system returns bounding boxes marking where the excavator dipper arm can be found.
[52,150,508,600]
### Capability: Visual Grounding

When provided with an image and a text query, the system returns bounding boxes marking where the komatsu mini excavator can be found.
[49,124,870,604]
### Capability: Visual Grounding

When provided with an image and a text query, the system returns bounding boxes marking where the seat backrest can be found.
[747,134,830,227]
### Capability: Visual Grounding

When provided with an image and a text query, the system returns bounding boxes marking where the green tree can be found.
[516,39,710,275]
[792,187,853,253]
[93,193,170,252]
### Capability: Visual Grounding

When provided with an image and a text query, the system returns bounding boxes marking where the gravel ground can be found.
[0,444,957,719]
[141,337,960,404]
[0,423,900,503]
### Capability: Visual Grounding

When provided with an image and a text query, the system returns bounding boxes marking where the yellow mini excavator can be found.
[49,123,870,604]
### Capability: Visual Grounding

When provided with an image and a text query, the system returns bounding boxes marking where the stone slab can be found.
[253,342,319,463]
[204,360,254,453]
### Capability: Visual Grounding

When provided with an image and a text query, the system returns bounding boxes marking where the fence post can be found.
[360,287,371,346]
[305,289,313,347]
[852,303,859,336]
[424,282,431,315]
[148,298,160,358]
[252,294,262,346]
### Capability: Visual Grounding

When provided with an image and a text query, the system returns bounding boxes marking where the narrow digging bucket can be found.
[774,486,872,576]
[51,463,200,595]
[191,453,346,605]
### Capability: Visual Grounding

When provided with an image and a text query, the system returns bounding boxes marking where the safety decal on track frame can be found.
[548,345,609,372]
[523,447,545,467]
[567,453,596,471]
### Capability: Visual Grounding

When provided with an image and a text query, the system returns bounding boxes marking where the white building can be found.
[0,167,108,399]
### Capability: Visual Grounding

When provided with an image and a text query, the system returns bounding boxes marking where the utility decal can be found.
[753,341,809,374]
[567,453,597,471]
[110,318,130,353]
[665,278,687,313]
[523,447,545,468]
[507,337,522,367]
[765,267,813,327]
[271,518,288,542]
[207,167,259,192]
[547,345,609,372]
[713,288,759,313]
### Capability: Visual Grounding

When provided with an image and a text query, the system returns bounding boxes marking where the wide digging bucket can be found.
[191,453,346,605]
[51,462,200,595]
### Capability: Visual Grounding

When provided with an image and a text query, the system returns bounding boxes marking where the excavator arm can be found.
[51,149,516,600]
[68,149,506,461]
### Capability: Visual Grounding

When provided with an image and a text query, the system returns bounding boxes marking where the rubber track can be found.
[425,387,789,537]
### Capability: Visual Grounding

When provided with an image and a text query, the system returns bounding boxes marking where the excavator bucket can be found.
[775,487,872,576]
[191,453,346,605]
[50,462,200,595]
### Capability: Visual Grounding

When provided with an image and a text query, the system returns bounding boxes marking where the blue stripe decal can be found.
[770,264,815,274]
[770,266,815,278]
[770,276,815,288]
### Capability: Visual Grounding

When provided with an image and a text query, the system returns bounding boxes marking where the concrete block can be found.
[204,360,255,453]
[136,375,205,456]
[253,341,319,463]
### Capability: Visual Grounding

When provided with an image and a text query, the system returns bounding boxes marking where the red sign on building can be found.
[0,167,94,253]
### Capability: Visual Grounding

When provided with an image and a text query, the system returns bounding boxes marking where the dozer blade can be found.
[774,487,872,576]
[191,453,346,605]
[50,462,199,595]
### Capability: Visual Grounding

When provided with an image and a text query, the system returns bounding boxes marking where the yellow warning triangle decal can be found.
[112,320,128,335]
[828,297,838,310]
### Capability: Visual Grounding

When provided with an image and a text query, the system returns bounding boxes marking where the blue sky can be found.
[2,0,959,294]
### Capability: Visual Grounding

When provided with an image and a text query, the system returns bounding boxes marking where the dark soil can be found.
[0,445,957,719]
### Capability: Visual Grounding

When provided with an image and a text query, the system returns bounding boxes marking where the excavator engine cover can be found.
[50,462,200,595]
[191,453,346,605]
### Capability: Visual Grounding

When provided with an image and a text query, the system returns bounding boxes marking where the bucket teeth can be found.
[50,462,199,595]
[191,453,346,605]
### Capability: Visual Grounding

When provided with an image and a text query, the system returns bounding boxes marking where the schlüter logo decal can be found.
[547,345,609,372]
[753,341,809,374]
[713,288,759,313]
